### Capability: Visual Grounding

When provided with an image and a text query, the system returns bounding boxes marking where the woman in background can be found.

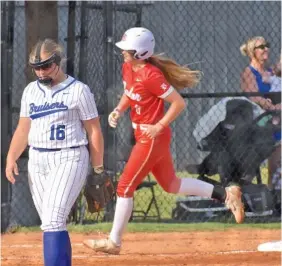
[240,36,281,189]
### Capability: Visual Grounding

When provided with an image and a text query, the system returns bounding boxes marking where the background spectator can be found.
[240,36,281,188]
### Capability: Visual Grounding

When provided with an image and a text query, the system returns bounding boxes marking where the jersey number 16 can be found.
[50,125,66,140]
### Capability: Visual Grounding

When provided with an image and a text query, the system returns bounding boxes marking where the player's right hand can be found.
[6,160,19,184]
[108,109,120,128]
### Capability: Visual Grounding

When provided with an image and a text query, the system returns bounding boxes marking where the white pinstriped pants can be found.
[28,146,89,232]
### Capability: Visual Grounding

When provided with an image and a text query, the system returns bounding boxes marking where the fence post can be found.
[103,1,114,171]
[103,1,116,221]
[78,1,87,82]
[25,1,58,84]
[1,1,14,232]
[66,1,76,76]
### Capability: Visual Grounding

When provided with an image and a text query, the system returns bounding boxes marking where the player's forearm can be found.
[116,93,131,113]
[83,118,104,167]
[7,128,29,162]
[158,100,186,127]
[88,128,104,167]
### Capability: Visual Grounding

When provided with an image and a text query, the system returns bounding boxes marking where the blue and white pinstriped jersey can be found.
[20,76,98,149]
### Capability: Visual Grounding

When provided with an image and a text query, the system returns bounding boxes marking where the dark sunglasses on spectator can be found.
[254,42,270,50]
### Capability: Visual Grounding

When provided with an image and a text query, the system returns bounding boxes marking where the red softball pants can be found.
[116,125,179,197]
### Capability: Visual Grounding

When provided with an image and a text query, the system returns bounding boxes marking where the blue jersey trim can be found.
[52,78,76,98]
[32,146,80,152]
[30,109,68,119]
[37,81,46,97]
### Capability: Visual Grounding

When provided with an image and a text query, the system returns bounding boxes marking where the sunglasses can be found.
[32,62,53,71]
[254,42,270,50]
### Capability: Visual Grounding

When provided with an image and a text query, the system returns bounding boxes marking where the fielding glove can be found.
[84,166,115,213]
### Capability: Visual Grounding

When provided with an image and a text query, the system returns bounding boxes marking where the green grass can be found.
[5,167,275,235]
[69,167,272,225]
[75,167,271,222]
[6,222,280,234]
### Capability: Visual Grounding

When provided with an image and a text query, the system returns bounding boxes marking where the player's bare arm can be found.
[6,117,31,184]
[83,117,104,168]
[108,93,131,128]
[144,90,186,139]
[116,93,131,113]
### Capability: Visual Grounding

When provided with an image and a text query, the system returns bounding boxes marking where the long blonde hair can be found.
[29,39,66,65]
[147,54,201,90]
[240,36,266,58]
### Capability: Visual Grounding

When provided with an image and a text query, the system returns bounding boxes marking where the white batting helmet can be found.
[115,27,155,60]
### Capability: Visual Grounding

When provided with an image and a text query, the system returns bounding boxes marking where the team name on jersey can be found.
[124,87,142,102]
[29,101,69,119]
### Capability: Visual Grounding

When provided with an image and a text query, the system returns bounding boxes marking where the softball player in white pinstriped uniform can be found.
[6,39,104,266]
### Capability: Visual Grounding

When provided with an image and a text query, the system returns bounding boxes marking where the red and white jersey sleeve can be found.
[142,70,174,99]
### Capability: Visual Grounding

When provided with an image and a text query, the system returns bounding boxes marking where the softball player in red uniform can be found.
[84,27,245,254]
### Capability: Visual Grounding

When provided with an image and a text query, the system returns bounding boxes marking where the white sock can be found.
[178,178,214,198]
[109,197,133,246]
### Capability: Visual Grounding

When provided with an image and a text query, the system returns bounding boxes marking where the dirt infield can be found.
[1,229,281,266]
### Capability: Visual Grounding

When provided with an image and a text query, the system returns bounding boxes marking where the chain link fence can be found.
[1,1,281,231]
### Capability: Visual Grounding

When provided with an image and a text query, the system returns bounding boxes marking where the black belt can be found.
[32,146,80,152]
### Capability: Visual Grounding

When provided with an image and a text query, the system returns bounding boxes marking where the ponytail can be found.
[147,55,201,90]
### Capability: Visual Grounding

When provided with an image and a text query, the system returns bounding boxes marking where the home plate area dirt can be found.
[1,229,281,266]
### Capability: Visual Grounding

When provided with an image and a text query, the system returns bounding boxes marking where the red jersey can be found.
[122,62,174,124]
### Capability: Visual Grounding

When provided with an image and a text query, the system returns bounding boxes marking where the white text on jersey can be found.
[124,87,142,101]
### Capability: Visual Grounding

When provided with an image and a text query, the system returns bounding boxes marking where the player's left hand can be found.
[143,123,164,139]
[6,160,19,184]
[84,168,115,213]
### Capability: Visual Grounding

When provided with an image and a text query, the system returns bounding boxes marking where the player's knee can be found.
[41,219,67,231]
[41,208,68,231]
[161,178,181,194]
[116,183,135,198]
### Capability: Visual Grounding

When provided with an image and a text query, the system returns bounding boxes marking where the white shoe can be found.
[83,238,121,255]
[258,240,282,252]
[225,185,245,224]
